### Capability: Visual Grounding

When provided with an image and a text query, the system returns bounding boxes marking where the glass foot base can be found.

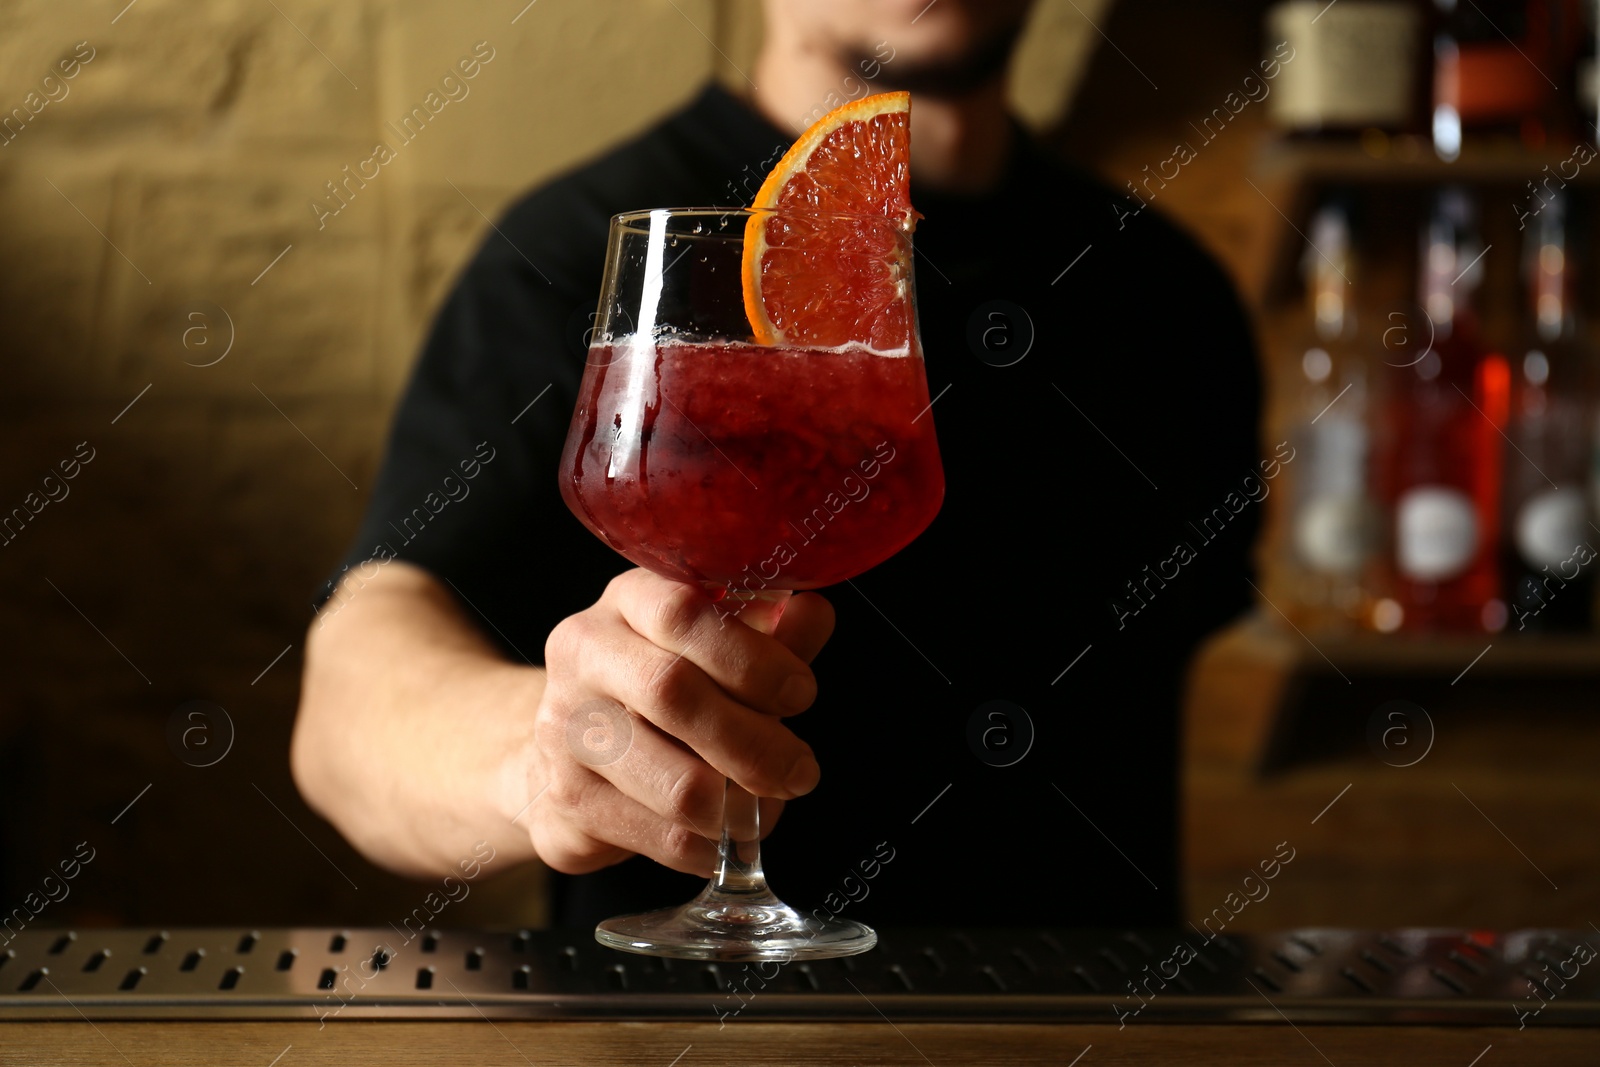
[596,894,876,961]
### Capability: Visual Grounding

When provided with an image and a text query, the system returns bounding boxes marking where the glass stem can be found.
[704,588,790,909]
[714,780,769,898]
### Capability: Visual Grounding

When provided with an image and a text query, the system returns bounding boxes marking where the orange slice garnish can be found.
[741,91,917,349]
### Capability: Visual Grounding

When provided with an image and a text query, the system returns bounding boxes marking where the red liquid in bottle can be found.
[1381,339,1507,630]
[1377,187,1506,632]
[560,341,945,594]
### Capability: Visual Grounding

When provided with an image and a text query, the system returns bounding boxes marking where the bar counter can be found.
[2,926,1594,1064]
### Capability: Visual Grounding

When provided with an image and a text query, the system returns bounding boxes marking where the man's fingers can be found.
[605,570,820,717]
[528,567,827,880]
[532,766,720,878]
[588,715,727,832]
[530,787,785,880]
[584,717,796,842]
[560,613,820,798]
[526,814,632,876]
[771,592,835,665]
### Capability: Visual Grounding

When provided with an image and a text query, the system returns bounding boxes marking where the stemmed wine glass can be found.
[558,207,943,961]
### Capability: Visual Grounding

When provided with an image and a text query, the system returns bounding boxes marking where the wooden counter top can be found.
[1,1020,1589,1067]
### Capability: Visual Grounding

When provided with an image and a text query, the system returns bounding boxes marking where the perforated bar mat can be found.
[0,928,1593,1024]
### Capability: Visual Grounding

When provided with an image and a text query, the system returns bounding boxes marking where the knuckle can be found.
[637,651,695,719]
[565,697,633,767]
[531,698,566,741]
[602,570,637,602]
[717,642,763,698]
[533,837,585,875]
[660,820,706,865]
[544,613,587,667]
[664,764,721,826]
[651,583,710,646]
[550,611,618,690]
[536,829,608,876]
[543,764,590,811]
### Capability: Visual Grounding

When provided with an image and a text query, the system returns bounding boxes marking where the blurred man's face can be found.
[773,0,1036,96]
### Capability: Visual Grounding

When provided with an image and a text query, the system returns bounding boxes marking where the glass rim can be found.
[609,206,913,236]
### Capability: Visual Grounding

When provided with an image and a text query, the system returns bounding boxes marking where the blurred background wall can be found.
[3,0,1597,934]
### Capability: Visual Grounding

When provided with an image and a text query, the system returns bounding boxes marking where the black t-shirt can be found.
[326,84,1262,929]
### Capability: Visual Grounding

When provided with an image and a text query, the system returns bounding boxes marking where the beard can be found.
[841,22,1025,99]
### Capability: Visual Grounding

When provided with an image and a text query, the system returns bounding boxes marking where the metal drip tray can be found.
[0,927,1593,1024]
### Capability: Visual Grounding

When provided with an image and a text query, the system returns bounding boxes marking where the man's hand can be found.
[292,561,831,883]
[524,569,834,878]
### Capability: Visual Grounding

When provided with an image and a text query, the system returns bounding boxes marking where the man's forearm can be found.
[292,561,543,879]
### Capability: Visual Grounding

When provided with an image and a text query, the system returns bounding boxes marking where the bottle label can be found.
[1267,2,1420,128]
[1295,494,1376,575]
[1515,487,1587,569]
[1303,416,1367,497]
[1397,487,1478,581]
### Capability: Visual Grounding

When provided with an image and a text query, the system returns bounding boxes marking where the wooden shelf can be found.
[1183,614,1600,929]
[1250,136,1600,306]
[1187,612,1600,776]
[1255,136,1600,187]
[1235,611,1600,679]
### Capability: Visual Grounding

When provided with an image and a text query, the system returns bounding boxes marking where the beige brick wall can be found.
[0,0,1103,926]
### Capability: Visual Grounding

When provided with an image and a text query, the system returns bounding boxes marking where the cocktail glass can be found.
[559,207,943,961]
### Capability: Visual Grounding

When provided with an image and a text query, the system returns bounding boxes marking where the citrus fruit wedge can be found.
[741,91,918,350]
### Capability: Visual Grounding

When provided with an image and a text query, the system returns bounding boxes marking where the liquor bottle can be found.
[1283,200,1380,629]
[1379,187,1507,631]
[1266,0,1427,135]
[1432,0,1588,158]
[1580,0,1599,132]
[1504,190,1595,631]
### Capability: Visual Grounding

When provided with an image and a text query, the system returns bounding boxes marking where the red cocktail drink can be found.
[560,340,944,597]
[566,141,934,955]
